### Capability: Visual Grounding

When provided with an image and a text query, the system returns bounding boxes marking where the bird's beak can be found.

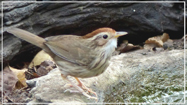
[115,31,128,38]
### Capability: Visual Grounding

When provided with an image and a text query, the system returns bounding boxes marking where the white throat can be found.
[104,38,117,57]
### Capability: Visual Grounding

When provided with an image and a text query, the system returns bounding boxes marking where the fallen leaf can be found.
[3,67,18,95]
[9,66,27,88]
[161,33,170,42]
[29,50,54,68]
[25,67,39,80]
[36,60,56,76]
[144,33,170,50]
[25,60,56,79]
[117,40,142,53]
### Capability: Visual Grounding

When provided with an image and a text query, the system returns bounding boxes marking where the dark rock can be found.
[2,34,21,63]
[2,2,184,67]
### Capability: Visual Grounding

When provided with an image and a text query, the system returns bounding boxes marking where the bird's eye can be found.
[103,35,108,39]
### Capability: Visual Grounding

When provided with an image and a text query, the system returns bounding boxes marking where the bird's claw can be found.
[63,77,98,100]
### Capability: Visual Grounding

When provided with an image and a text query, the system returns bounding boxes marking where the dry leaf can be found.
[3,67,18,95]
[25,60,56,80]
[119,43,142,53]
[3,87,32,103]
[117,40,142,53]
[25,67,40,80]
[29,50,53,68]
[161,33,170,42]
[117,40,128,51]
[9,66,27,88]
[26,50,56,79]
[36,60,56,76]
[144,33,170,49]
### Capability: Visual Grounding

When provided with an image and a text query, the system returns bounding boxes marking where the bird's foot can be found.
[78,82,97,97]
[65,77,97,97]
[62,74,97,100]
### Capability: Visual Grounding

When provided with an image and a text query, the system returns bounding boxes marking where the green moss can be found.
[137,98,146,102]
[141,90,151,96]
[170,87,183,92]
[174,99,182,102]
[116,96,124,102]
[130,97,138,102]
[104,67,184,103]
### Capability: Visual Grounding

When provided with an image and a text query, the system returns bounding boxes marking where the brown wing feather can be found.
[44,35,94,66]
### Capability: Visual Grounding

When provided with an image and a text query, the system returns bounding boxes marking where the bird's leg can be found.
[74,77,97,97]
[61,74,97,100]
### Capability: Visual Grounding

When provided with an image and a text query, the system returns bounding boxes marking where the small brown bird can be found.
[6,27,128,100]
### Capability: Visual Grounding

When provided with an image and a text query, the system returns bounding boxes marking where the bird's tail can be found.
[6,28,52,54]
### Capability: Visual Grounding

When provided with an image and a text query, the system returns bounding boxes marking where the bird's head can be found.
[82,27,128,48]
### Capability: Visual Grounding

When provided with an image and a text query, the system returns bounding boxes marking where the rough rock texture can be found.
[26,49,184,104]
[2,2,184,65]
[1,35,21,62]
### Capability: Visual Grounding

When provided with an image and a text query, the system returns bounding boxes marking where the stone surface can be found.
[26,49,184,104]
[1,35,21,63]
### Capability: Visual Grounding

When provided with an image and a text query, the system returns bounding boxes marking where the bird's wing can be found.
[44,35,95,66]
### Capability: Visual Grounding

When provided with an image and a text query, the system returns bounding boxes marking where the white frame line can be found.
[1,1,185,104]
